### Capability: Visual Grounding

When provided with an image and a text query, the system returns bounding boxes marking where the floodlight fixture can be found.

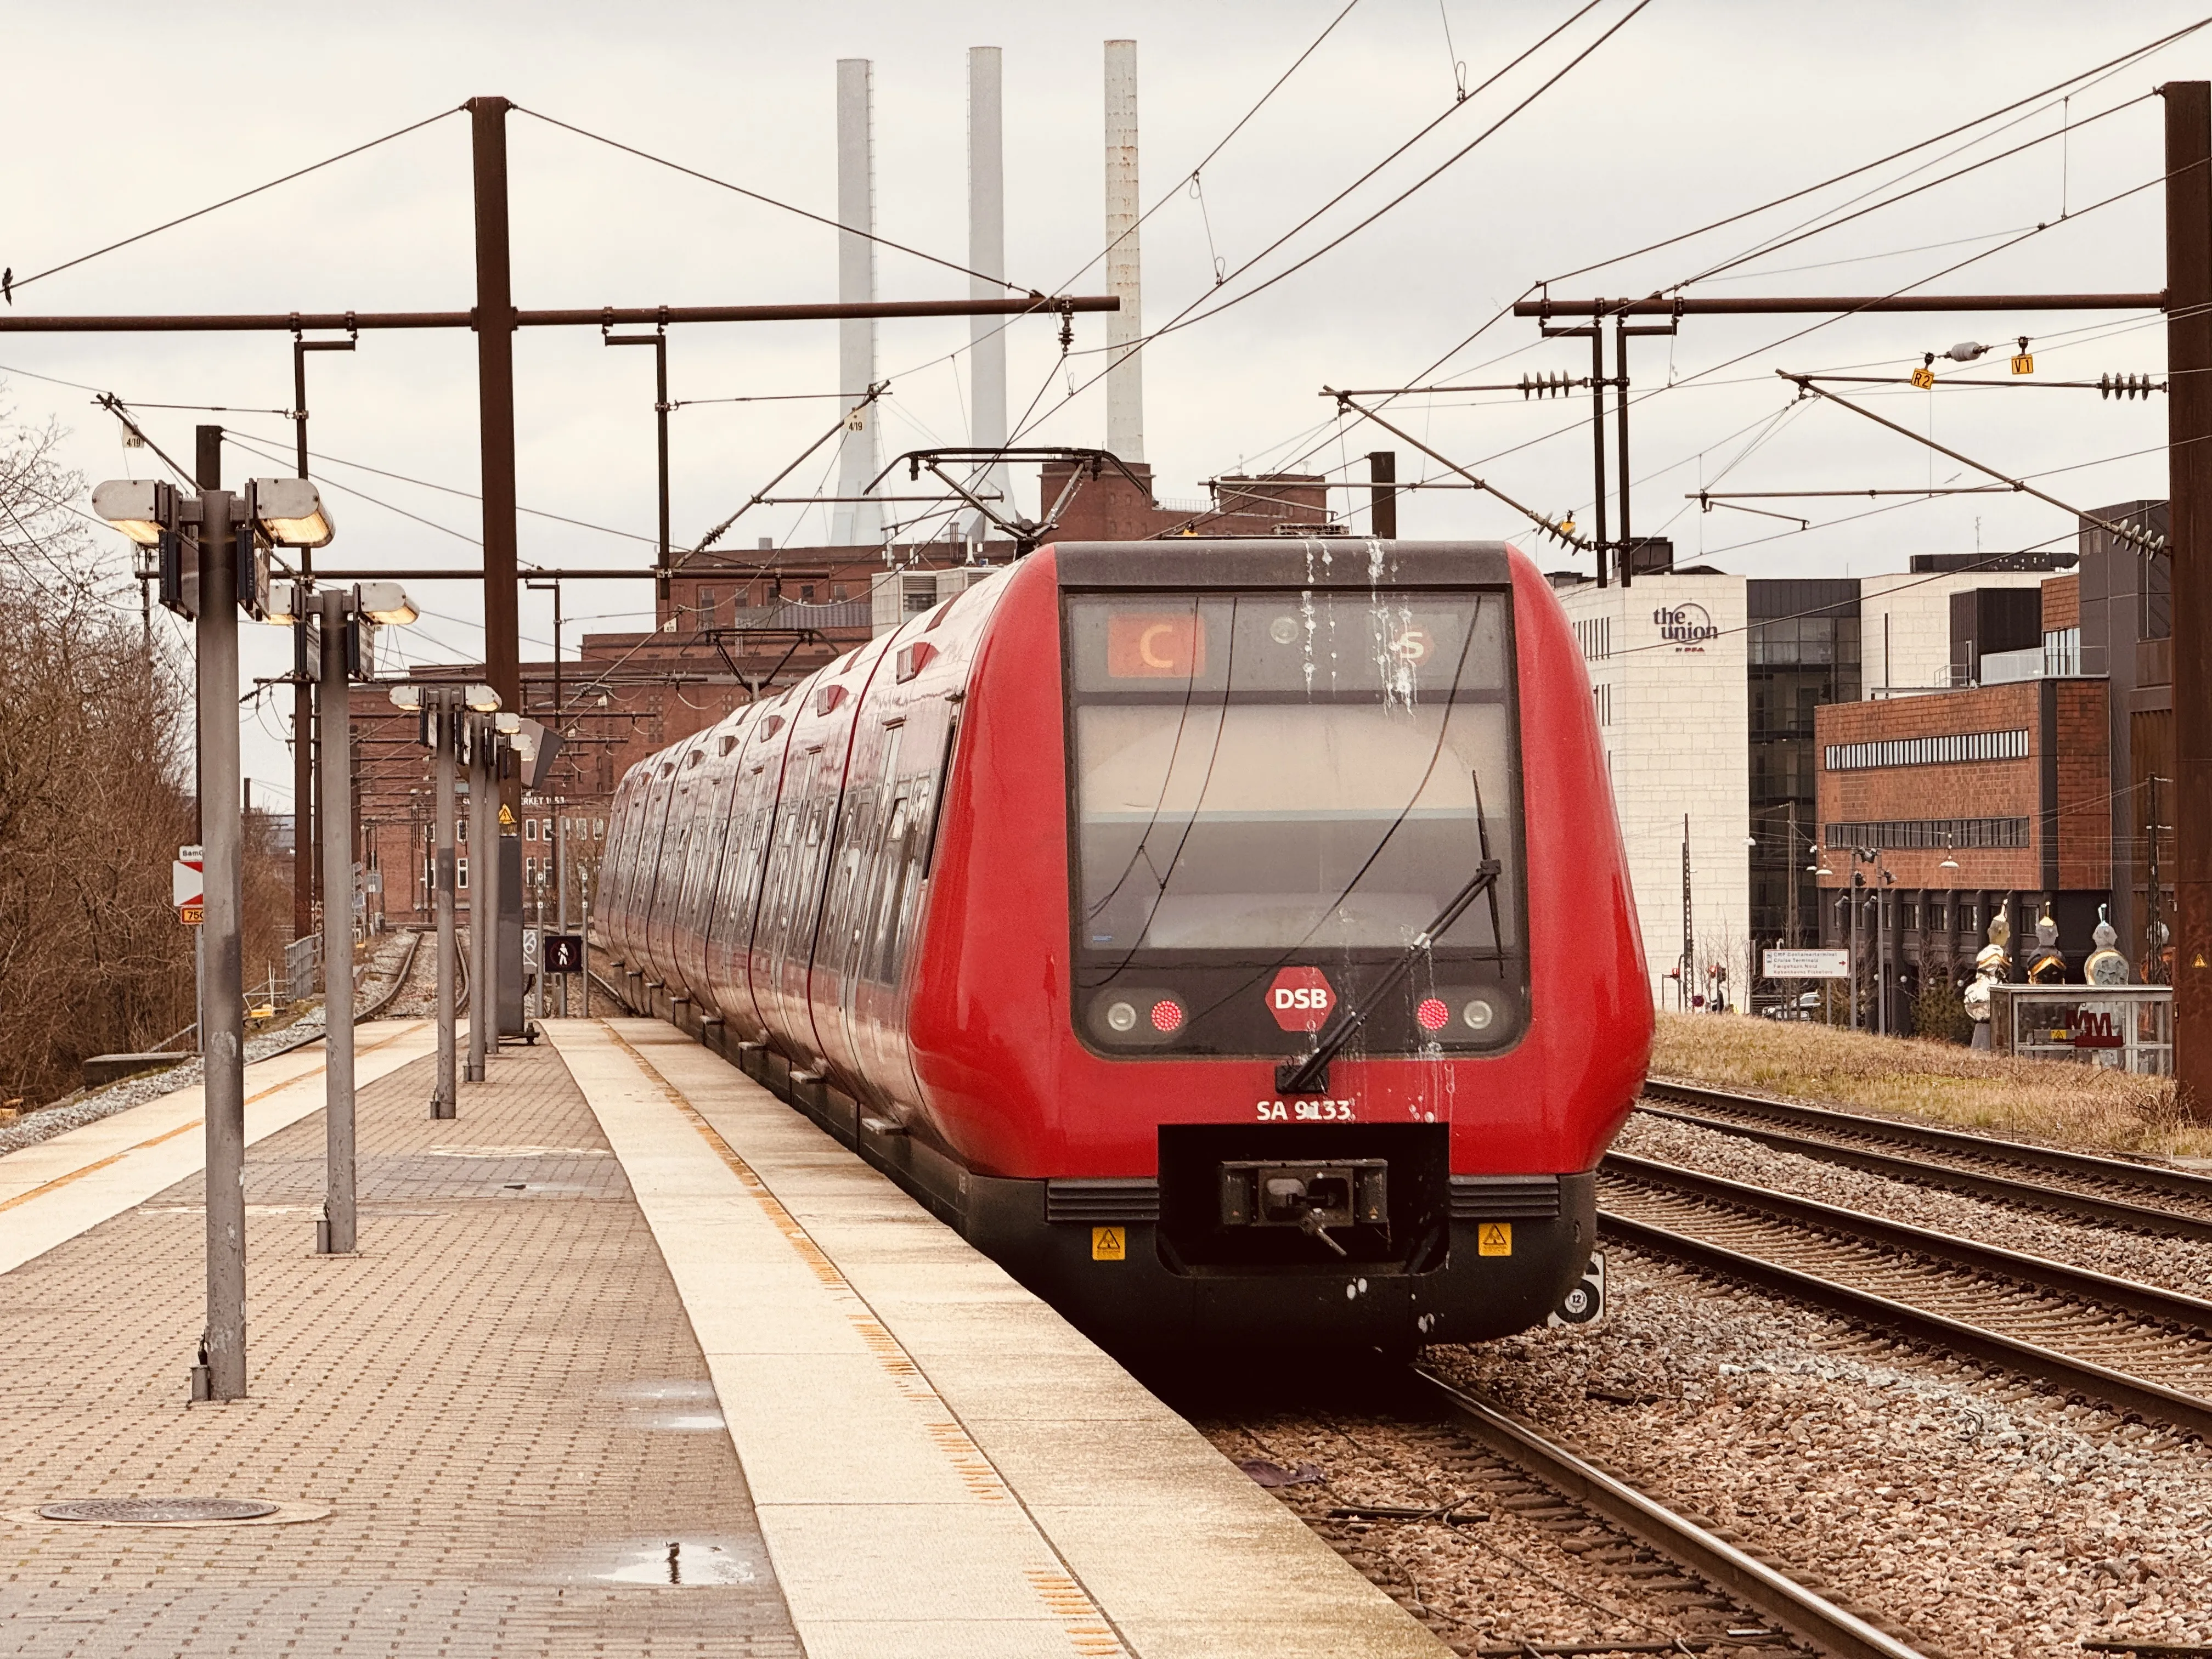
[91,477,173,547]
[246,476,336,548]
[464,684,502,713]
[355,582,419,626]
[387,684,424,712]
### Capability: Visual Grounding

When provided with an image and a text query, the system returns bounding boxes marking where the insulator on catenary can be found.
[2098,373,2157,400]
[1519,371,1575,400]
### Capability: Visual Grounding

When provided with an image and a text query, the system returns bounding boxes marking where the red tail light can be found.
[1149,998,1186,1034]
[1417,997,1451,1031]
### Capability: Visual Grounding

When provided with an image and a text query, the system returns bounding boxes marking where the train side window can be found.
[883,779,933,978]
[921,718,958,879]
[864,783,914,983]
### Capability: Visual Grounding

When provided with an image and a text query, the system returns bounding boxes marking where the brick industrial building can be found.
[1809,501,2172,1031]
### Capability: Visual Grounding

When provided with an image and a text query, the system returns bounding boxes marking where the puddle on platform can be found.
[567,1538,763,1588]
[602,1380,725,1432]
[604,1380,719,1405]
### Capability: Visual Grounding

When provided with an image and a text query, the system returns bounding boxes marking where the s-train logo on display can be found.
[1652,603,1719,650]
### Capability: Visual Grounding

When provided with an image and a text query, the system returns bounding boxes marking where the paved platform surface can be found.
[0,1034,800,1657]
[0,1018,1444,1658]
[552,1018,1445,1659]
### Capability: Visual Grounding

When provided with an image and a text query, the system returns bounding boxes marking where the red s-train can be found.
[596,539,1651,1357]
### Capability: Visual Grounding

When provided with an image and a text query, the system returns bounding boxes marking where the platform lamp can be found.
[92,472,336,1404]
[268,576,419,1257]
[386,680,500,1116]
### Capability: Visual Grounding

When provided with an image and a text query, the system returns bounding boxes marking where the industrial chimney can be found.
[968,47,1009,546]
[833,58,883,546]
[1104,40,1144,465]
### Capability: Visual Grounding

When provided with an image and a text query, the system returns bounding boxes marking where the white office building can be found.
[1553,559,2060,1011]
[1559,571,1752,1008]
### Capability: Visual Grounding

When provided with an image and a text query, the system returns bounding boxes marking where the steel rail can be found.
[1605,1151,2212,1331]
[1412,1369,1933,1659]
[1637,1100,2212,1240]
[1638,1084,2212,1240]
[1642,1078,2212,1198]
[1597,1210,2212,1440]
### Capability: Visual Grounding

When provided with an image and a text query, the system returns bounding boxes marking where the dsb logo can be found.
[1267,967,1335,1033]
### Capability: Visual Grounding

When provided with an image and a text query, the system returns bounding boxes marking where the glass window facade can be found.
[1748,579,1860,945]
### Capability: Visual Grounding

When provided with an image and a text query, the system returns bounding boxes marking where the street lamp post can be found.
[393,681,496,1114]
[467,712,496,1082]
[279,580,417,1255]
[93,472,335,1402]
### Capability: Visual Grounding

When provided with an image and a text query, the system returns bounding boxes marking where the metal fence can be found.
[285,934,322,1006]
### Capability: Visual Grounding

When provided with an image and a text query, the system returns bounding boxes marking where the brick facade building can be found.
[1813,574,2115,1030]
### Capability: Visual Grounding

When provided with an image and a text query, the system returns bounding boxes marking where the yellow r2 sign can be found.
[1477,1222,1513,1257]
[1091,1227,1126,1262]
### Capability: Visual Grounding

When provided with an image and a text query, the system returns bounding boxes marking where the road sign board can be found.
[1763,948,1850,979]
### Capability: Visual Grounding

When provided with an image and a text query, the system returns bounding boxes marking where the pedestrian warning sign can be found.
[1091,1226,1126,1262]
[1478,1222,1513,1257]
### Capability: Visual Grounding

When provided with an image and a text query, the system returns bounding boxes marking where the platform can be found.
[0,1015,1444,1658]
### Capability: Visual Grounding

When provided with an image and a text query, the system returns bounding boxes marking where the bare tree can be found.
[0,406,196,1104]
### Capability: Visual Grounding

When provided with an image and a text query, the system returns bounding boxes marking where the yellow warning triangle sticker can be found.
[2194,951,2208,969]
[498,805,516,827]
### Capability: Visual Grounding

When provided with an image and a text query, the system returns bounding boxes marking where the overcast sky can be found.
[5,1,2207,806]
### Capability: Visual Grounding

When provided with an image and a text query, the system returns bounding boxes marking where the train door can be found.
[673,723,746,1015]
[643,742,706,991]
[704,775,776,1042]
[826,719,903,1100]
[626,753,684,985]
[752,745,821,1053]
[598,771,641,964]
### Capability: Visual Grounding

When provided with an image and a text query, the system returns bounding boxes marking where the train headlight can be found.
[1105,1001,1138,1033]
[1267,615,1300,646]
[1462,998,1496,1032]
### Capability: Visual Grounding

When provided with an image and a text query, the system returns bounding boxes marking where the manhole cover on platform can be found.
[38,1498,279,1523]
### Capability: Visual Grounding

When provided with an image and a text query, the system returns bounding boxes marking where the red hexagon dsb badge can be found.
[1267,966,1335,1032]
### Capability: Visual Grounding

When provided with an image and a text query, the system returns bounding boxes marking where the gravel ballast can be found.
[0,930,420,1163]
[1421,1251,2212,1657]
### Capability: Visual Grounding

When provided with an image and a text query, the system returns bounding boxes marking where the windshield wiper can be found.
[1276,772,1503,1097]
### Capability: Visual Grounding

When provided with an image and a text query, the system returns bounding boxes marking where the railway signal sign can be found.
[173,844,204,926]
[1267,966,1335,1033]
[544,934,584,974]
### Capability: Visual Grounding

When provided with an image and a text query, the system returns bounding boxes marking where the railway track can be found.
[1410,1371,1932,1659]
[1599,1148,2212,1439]
[1221,1374,1933,1658]
[256,927,426,1058]
[1639,1077,2212,1241]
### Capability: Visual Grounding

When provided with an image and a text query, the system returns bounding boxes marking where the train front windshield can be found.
[1064,589,1523,978]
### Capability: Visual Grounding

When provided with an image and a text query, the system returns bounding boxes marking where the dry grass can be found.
[1650,1013,2212,1161]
